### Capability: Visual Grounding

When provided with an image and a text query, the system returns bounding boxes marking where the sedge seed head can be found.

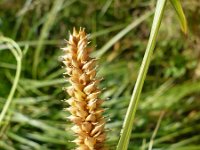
[62,28,106,150]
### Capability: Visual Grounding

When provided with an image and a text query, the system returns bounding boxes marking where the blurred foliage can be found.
[0,0,200,150]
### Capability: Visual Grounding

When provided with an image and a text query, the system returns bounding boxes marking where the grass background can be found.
[0,0,200,149]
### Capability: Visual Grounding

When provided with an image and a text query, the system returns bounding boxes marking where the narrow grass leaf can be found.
[0,141,15,150]
[117,1,167,149]
[0,37,22,127]
[95,11,153,57]
[170,0,188,34]
[8,132,41,149]
[148,111,165,150]
[32,0,64,78]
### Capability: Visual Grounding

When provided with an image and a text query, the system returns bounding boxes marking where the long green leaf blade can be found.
[116,0,167,149]
[170,0,188,34]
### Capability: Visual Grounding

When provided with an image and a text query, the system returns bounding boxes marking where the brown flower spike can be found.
[62,28,106,150]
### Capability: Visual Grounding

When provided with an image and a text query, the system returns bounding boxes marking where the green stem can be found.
[117,0,167,149]
[0,37,22,127]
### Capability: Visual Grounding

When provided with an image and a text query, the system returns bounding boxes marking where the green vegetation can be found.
[0,0,200,150]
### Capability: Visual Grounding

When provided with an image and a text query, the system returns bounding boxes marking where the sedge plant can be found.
[117,0,187,150]
[0,0,190,149]
[62,0,187,150]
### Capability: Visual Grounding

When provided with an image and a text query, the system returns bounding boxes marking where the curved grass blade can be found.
[0,37,22,127]
[116,0,167,149]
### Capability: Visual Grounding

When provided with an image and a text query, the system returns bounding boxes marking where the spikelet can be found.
[62,28,106,150]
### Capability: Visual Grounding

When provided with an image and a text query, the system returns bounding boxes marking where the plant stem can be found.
[116,0,167,149]
[0,37,22,127]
